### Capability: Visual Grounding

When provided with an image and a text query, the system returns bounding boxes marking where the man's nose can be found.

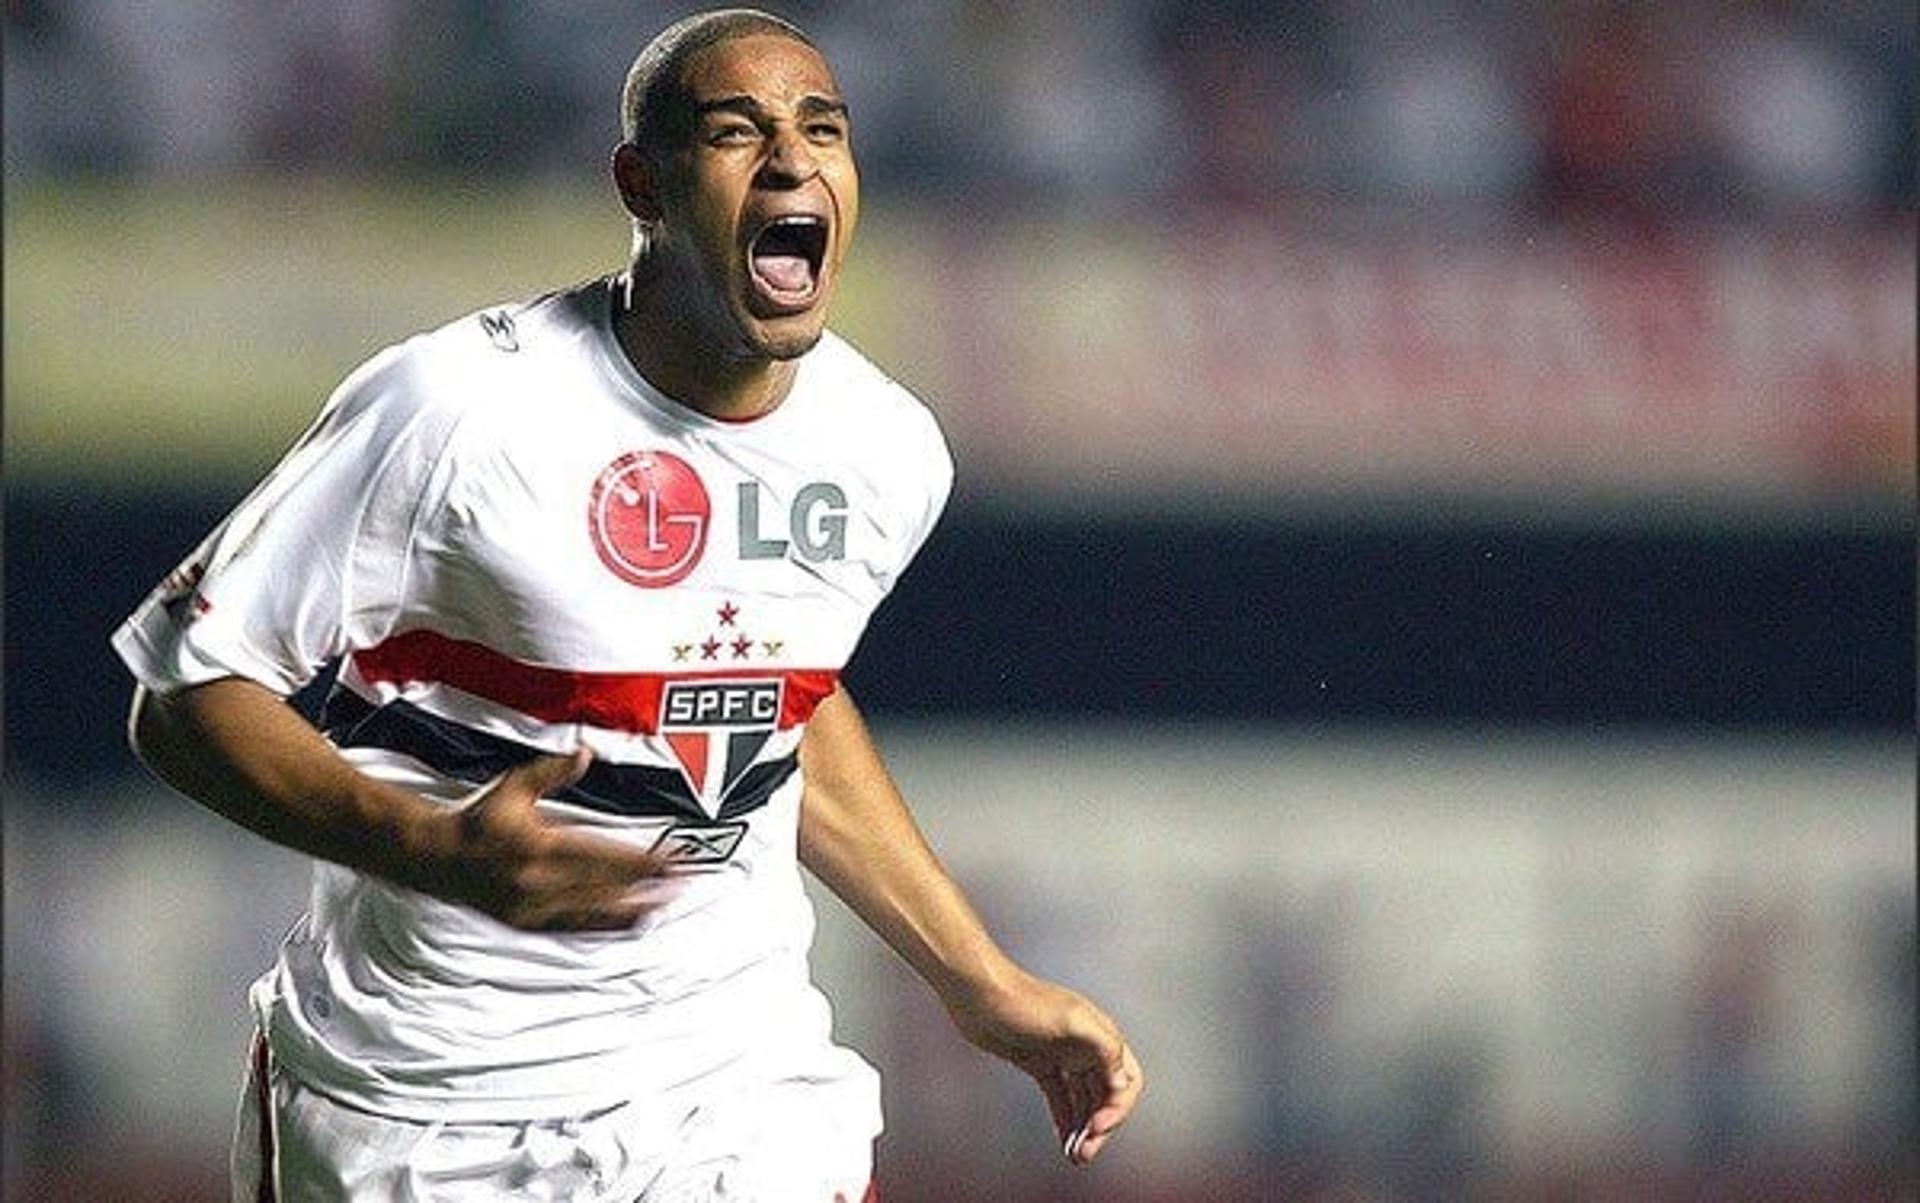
[758,125,819,187]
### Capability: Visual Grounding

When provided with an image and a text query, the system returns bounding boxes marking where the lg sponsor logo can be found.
[589,451,848,589]
[737,481,847,563]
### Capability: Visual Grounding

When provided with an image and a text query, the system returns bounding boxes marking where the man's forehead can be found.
[679,33,841,106]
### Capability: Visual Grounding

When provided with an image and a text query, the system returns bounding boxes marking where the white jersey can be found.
[113,277,952,1123]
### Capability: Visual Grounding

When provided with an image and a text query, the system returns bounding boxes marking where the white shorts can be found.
[231,1036,880,1202]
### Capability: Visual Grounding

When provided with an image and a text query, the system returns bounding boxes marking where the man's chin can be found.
[737,310,828,361]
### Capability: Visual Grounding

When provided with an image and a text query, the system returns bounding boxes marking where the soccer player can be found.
[114,8,1141,1201]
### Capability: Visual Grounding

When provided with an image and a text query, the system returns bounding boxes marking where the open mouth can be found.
[747,215,828,310]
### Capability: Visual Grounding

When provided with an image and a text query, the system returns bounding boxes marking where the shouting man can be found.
[115,9,1142,1201]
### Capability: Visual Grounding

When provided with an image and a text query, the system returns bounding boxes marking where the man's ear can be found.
[612,142,663,224]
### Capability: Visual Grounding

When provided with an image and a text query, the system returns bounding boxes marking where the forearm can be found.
[797,687,1020,1009]
[798,687,1144,1163]
[129,677,455,892]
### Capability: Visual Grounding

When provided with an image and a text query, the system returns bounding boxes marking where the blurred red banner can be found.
[893,220,1915,513]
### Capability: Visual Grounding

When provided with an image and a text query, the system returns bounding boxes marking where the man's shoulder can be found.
[811,330,916,401]
[805,333,953,512]
[400,279,604,375]
[810,331,946,449]
[342,280,606,417]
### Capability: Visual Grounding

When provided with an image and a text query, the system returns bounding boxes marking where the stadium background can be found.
[4,2,1913,1199]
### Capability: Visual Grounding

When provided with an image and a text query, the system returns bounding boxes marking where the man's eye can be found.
[709,124,758,145]
[807,122,845,142]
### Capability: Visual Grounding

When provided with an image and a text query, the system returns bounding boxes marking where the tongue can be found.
[753,252,813,294]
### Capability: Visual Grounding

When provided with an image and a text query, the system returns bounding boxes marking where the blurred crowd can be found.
[4,6,1914,1202]
[6,0,1913,221]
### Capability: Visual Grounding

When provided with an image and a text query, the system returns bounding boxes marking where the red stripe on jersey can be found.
[351,628,838,734]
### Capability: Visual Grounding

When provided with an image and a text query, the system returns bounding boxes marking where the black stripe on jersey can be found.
[320,688,795,823]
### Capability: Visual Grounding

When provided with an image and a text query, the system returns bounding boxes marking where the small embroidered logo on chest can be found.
[588,450,711,588]
[478,310,519,352]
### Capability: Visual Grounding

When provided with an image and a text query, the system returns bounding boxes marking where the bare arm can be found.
[798,686,1143,1165]
[128,677,668,931]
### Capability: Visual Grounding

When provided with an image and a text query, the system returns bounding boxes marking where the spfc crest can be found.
[659,678,784,818]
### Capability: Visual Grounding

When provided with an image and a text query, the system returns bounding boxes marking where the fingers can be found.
[1069,1039,1143,1165]
[1034,1008,1141,1167]
[463,749,592,823]
[453,748,688,932]
[502,841,679,932]
[511,820,683,928]
[1036,1071,1076,1146]
[543,823,675,876]
[501,747,593,802]
[523,883,656,932]
[984,981,1146,1168]
[1062,1063,1097,1151]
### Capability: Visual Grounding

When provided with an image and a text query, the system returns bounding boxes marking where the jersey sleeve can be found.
[111,343,459,698]
[880,399,954,593]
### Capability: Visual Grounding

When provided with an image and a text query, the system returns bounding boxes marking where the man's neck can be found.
[611,273,798,422]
